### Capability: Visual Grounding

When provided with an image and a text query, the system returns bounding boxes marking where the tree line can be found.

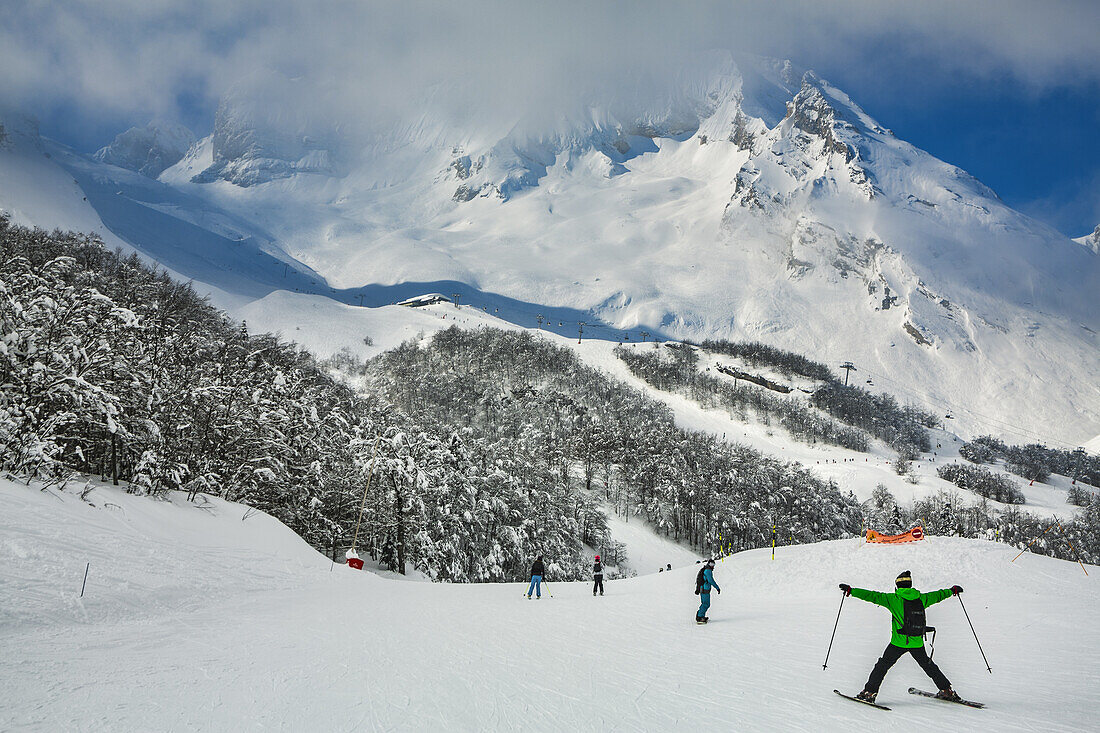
[616,344,871,451]
[960,435,1099,486]
[863,484,1100,565]
[688,338,835,381]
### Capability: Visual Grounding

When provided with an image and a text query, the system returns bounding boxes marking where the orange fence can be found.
[865,526,926,544]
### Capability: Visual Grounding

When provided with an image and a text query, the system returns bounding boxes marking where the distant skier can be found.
[593,555,604,596]
[527,556,545,599]
[838,570,964,703]
[694,558,720,623]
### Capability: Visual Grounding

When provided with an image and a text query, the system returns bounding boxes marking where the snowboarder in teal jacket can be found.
[695,559,720,623]
[839,570,964,704]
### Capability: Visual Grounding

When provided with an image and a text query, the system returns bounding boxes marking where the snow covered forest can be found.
[358,327,862,556]
[616,344,937,454]
[3,218,1098,580]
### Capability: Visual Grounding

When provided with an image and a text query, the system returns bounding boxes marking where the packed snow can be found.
[2,477,1097,731]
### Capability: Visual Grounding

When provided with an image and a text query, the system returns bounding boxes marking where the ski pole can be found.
[80,562,90,598]
[957,594,992,673]
[543,579,553,598]
[822,591,846,670]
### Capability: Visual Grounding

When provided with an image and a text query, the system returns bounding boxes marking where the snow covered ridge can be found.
[3,476,1099,731]
[1,53,1098,447]
[1073,225,1100,255]
[93,120,196,178]
[188,77,343,186]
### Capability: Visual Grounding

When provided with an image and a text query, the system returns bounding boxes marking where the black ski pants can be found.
[864,643,950,694]
[593,576,604,594]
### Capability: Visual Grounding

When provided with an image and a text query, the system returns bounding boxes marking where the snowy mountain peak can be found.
[93,120,195,178]
[1074,225,1100,255]
[191,78,342,187]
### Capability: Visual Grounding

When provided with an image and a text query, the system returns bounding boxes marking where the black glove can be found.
[951,585,963,595]
[839,583,851,596]
[695,588,700,595]
[716,588,721,594]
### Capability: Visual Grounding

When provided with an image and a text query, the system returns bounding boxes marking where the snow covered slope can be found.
[2,477,1097,731]
[2,53,1097,445]
[233,294,1092,517]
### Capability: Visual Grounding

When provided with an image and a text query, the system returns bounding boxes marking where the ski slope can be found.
[2,477,1097,731]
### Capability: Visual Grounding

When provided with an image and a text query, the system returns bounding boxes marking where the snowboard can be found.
[834,690,891,710]
[908,688,984,708]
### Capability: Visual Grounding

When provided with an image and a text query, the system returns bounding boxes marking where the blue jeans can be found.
[697,592,711,618]
[527,575,542,597]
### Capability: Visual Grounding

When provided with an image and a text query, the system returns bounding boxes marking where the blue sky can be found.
[818,72,1100,238]
[5,1,1099,237]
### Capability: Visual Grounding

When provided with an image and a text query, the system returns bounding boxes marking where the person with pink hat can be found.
[593,554,605,596]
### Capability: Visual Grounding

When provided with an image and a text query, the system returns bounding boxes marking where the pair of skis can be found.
[834,688,984,710]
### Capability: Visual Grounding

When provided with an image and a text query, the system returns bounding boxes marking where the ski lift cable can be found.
[862,367,1066,446]
[853,364,1080,449]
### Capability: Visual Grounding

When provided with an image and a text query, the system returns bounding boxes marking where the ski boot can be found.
[935,689,961,702]
[855,690,877,704]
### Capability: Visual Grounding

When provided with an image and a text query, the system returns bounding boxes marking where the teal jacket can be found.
[701,567,720,594]
[850,586,953,648]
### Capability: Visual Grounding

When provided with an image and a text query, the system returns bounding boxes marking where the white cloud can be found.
[2,1,1098,138]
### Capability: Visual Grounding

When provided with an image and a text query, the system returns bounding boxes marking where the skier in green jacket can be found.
[838,570,964,704]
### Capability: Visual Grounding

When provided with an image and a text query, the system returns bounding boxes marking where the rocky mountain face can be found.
[93,121,195,178]
[190,83,340,187]
[1074,225,1100,255]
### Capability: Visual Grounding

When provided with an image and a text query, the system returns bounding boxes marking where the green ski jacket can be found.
[849,586,953,648]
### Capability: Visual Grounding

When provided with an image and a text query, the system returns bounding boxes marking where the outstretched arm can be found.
[849,587,891,608]
[921,588,955,607]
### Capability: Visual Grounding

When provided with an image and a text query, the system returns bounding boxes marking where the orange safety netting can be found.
[866,526,925,544]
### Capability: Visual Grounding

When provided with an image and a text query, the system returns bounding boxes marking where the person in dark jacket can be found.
[527,556,545,599]
[839,570,964,703]
[593,555,604,596]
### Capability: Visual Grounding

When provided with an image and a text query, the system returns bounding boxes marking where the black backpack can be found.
[897,598,928,639]
[695,567,706,594]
